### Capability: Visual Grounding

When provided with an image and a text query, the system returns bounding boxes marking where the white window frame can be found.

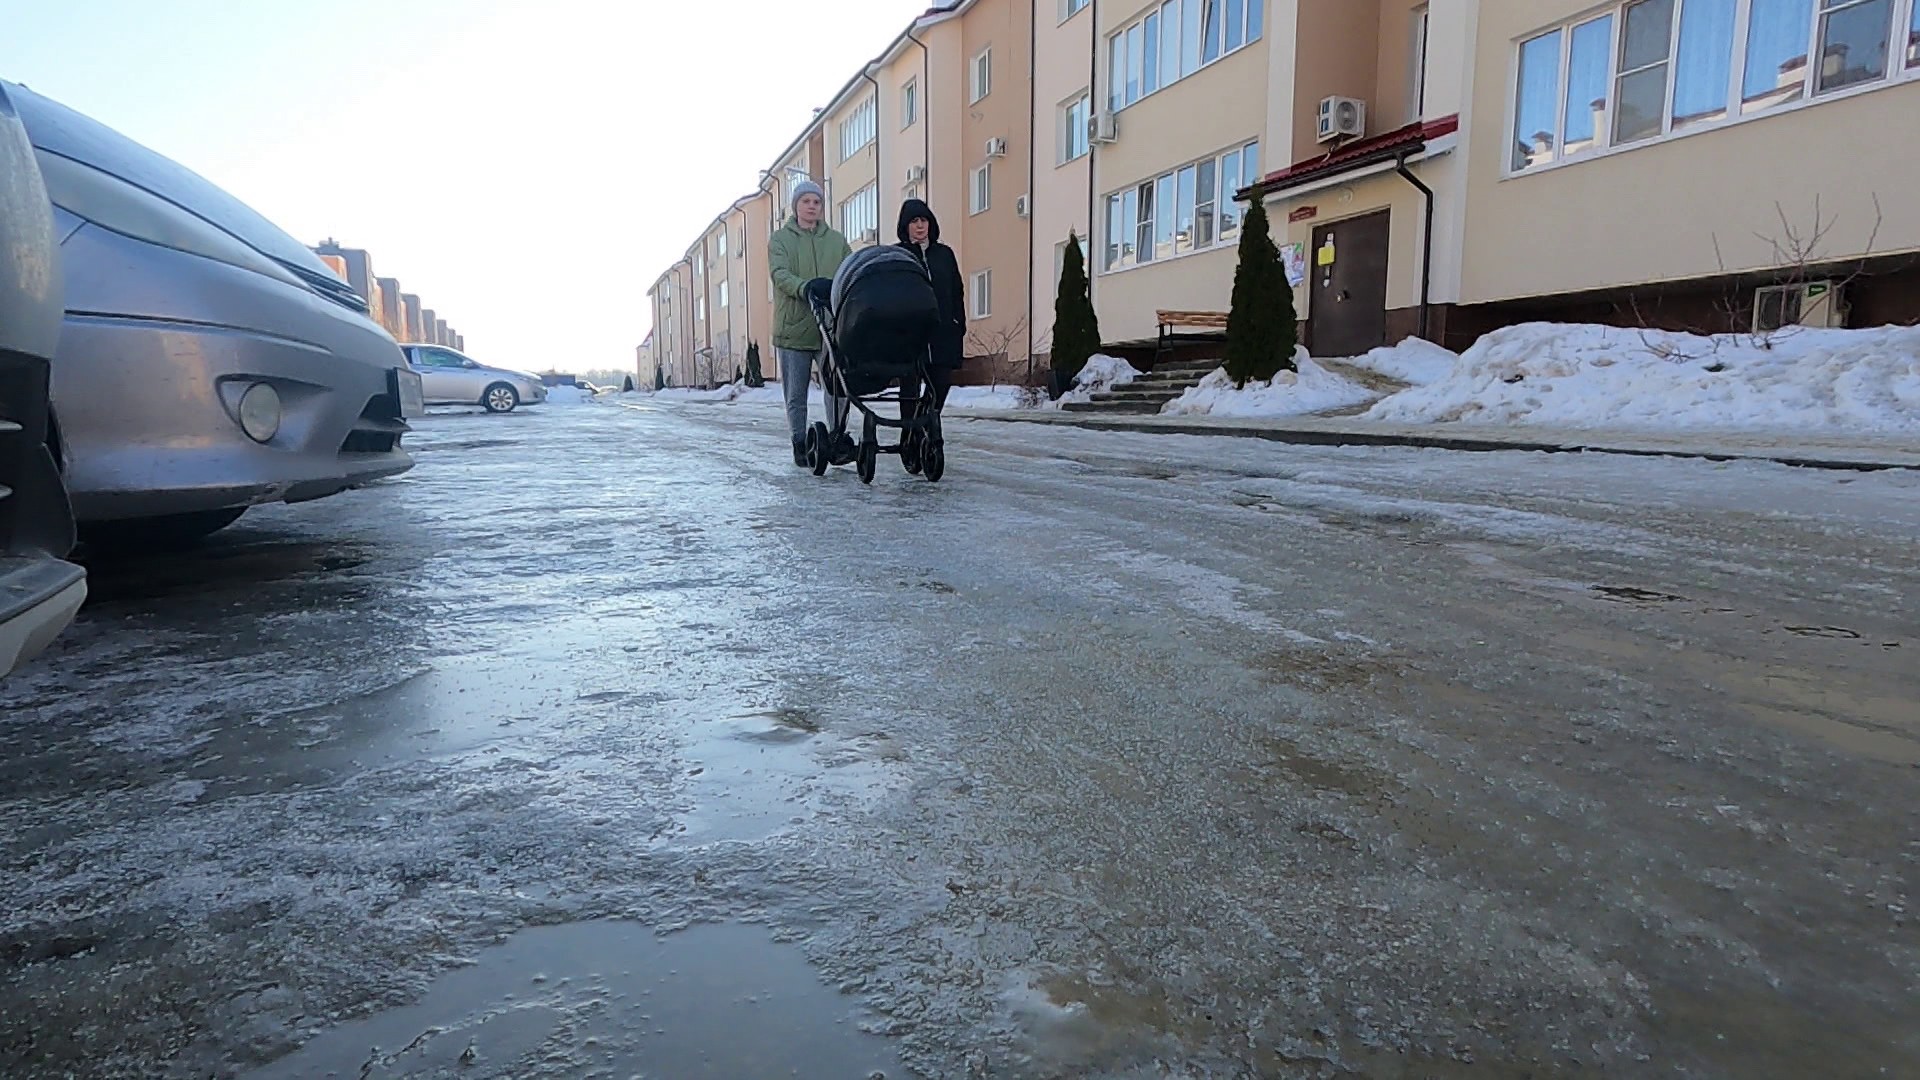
[718,280,729,309]
[1061,0,1091,22]
[838,97,877,163]
[972,48,993,103]
[971,269,993,319]
[971,163,992,215]
[1099,138,1259,275]
[838,183,879,244]
[716,229,727,259]
[902,78,919,128]
[1060,93,1092,164]
[1506,0,1920,178]
[1106,0,1263,112]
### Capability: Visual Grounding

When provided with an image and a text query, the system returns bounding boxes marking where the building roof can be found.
[1244,115,1459,199]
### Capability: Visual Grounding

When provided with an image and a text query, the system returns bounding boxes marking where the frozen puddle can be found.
[246,920,902,1078]
[670,708,901,846]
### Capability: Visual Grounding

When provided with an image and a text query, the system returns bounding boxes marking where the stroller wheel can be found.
[857,440,877,484]
[808,422,831,476]
[901,427,923,474]
[924,443,946,483]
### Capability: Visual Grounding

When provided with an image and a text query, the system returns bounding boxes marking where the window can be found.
[838,97,877,161]
[1513,0,1918,173]
[971,163,991,214]
[1062,0,1090,19]
[695,297,705,321]
[902,79,919,127]
[718,281,729,308]
[1061,94,1091,163]
[971,270,992,319]
[1101,139,1258,272]
[1108,0,1262,110]
[839,183,879,242]
[972,48,992,103]
[717,230,726,259]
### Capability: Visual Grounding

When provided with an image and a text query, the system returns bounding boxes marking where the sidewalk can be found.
[945,409,1920,472]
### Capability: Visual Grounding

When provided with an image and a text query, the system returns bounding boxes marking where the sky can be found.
[3,0,933,370]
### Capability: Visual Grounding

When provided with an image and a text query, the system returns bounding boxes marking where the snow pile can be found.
[1362,323,1920,434]
[1162,349,1375,418]
[1343,337,1457,387]
[543,384,593,405]
[944,385,1044,411]
[1056,354,1142,406]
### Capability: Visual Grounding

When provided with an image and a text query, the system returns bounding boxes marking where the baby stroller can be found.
[803,245,948,484]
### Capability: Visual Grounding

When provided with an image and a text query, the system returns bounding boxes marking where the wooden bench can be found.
[1154,309,1229,366]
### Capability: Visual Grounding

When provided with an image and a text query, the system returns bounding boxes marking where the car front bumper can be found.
[0,557,85,677]
[54,224,418,522]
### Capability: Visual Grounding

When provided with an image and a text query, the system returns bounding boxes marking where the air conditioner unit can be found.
[1752,280,1847,333]
[1089,111,1119,145]
[985,137,1008,158]
[1015,194,1031,219]
[905,164,927,184]
[858,228,878,246]
[1317,96,1367,143]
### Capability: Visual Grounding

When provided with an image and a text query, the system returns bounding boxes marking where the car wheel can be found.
[79,507,247,552]
[483,383,520,413]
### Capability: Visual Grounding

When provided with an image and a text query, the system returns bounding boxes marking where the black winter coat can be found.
[896,199,965,370]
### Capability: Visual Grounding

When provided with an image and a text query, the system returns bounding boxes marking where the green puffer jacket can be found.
[767,217,852,351]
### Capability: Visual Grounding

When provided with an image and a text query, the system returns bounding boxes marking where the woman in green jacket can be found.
[768,180,853,466]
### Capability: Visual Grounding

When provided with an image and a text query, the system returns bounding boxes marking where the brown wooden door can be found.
[1309,210,1392,358]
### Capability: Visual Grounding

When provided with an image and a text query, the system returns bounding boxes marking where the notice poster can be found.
[1282,243,1307,288]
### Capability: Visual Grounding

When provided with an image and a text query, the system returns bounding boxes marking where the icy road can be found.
[2,400,1916,1078]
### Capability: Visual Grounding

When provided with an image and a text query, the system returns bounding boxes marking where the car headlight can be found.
[34,149,302,287]
[236,382,282,443]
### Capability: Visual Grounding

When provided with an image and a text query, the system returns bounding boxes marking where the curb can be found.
[949,412,1920,473]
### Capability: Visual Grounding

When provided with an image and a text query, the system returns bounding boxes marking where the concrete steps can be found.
[1059,360,1220,416]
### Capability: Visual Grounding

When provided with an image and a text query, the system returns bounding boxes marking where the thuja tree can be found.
[745,341,766,387]
[1224,199,1298,387]
[1051,231,1101,383]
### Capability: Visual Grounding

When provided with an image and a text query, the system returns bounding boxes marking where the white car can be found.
[399,344,547,413]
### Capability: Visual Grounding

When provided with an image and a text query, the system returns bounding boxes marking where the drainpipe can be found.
[861,66,882,244]
[907,27,931,204]
[1086,0,1099,309]
[1026,0,1037,374]
[1394,149,1435,343]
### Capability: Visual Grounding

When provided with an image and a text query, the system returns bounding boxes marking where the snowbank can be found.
[1056,354,1142,406]
[1362,323,1920,434]
[1163,350,1375,418]
[543,385,593,405]
[1342,337,1457,387]
[945,385,1044,411]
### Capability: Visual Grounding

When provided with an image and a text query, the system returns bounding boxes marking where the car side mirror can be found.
[462,359,479,368]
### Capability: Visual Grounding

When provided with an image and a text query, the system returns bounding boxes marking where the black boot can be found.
[831,432,857,466]
[791,438,808,467]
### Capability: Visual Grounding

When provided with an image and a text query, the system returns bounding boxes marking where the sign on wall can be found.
[1282,243,1307,288]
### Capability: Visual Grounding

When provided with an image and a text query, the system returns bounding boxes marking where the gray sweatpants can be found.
[777,346,848,443]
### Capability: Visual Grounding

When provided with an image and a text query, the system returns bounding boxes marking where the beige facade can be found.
[1031,0,1095,360]
[1464,0,1920,307]
[1090,0,1271,344]
[824,81,883,250]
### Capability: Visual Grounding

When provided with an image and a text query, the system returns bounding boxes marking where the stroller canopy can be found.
[829,244,941,390]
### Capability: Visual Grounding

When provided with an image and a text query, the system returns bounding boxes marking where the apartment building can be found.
[1448,0,1920,338]
[1032,0,1096,365]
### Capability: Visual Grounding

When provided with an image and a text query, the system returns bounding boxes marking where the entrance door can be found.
[1309,210,1392,358]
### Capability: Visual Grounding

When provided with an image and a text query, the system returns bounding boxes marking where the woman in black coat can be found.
[895,199,964,421]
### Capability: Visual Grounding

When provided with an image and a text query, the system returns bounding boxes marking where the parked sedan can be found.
[400,344,547,413]
[1,80,85,676]
[7,80,425,545]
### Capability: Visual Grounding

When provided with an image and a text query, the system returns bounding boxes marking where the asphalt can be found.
[1,400,1916,1078]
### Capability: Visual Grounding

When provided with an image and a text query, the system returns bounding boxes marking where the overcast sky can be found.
[4,0,930,369]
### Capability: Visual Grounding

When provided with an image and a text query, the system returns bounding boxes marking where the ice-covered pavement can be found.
[2,402,1917,1077]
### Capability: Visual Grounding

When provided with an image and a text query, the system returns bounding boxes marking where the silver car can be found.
[8,80,425,545]
[1,80,84,676]
[399,344,547,413]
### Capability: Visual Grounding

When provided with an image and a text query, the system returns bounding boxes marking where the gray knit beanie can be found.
[790,179,825,212]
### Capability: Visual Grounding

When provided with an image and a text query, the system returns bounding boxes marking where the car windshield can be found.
[6,80,334,276]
